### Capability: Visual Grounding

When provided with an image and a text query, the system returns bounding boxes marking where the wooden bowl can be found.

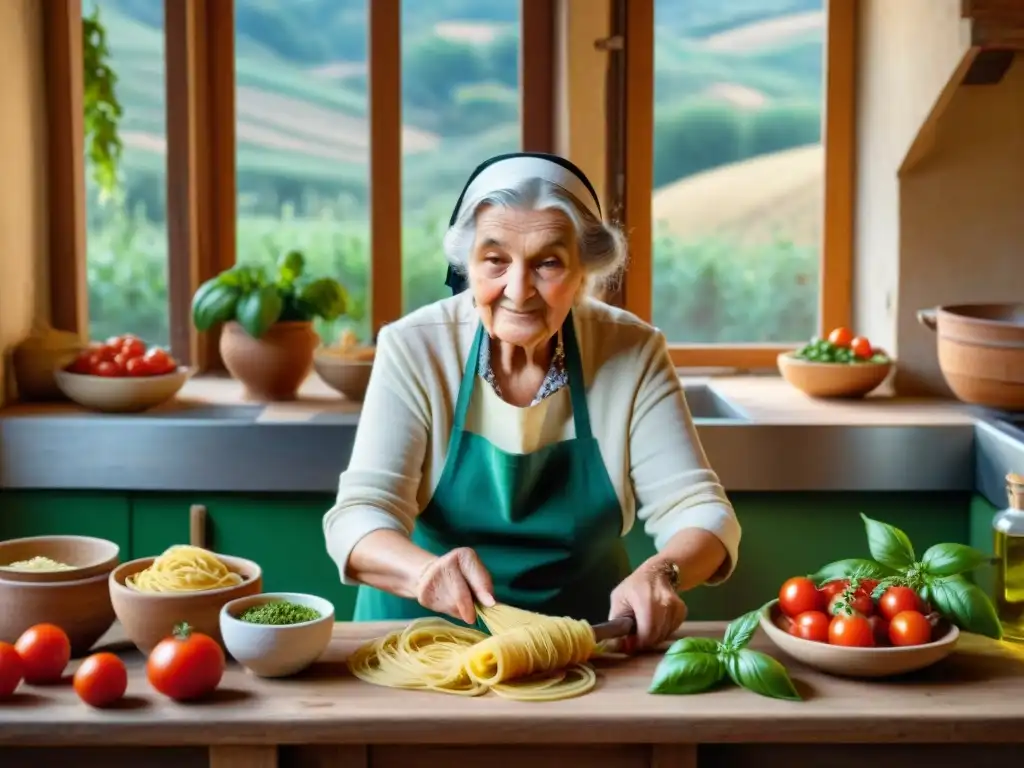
[0,571,116,657]
[0,535,120,583]
[759,600,959,678]
[777,352,893,398]
[313,347,375,401]
[54,366,193,413]
[109,553,263,655]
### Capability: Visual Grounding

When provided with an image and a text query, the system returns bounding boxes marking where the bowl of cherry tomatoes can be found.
[758,575,960,678]
[55,334,193,413]
[778,326,894,399]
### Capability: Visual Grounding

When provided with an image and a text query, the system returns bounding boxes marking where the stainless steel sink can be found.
[681,383,748,422]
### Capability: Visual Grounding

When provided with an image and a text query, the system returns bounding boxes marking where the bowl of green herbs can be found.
[220,592,335,678]
[778,327,894,399]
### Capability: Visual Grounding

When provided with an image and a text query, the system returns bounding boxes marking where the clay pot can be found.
[918,304,1024,411]
[219,321,320,401]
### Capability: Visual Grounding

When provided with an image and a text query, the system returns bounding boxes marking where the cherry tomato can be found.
[15,624,71,684]
[828,586,874,618]
[790,610,830,643]
[889,610,932,647]
[850,336,873,359]
[0,642,24,699]
[778,576,826,618]
[147,623,224,702]
[126,357,153,377]
[94,361,121,377]
[819,579,849,600]
[828,614,875,647]
[868,614,891,646]
[877,586,924,621]
[73,652,128,708]
[859,578,880,595]
[143,347,174,375]
[121,337,147,360]
[828,326,854,348]
[66,351,93,374]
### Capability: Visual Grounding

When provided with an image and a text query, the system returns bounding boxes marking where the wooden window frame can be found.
[43,0,555,372]
[617,0,856,371]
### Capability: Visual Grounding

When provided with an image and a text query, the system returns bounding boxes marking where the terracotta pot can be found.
[918,303,1024,411]
[219,321,319,401]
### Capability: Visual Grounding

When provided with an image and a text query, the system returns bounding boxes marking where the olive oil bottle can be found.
[993,473,1024,642]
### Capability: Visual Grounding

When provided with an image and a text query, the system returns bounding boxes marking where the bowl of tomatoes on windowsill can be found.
[758,576,959,679]
[778,326,894,399]
[54,334,193,414]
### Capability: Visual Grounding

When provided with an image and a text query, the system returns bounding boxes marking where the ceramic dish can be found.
[777,352,893,398]
[54,366,193,413]
[220,592,335,678]
[759,600,959,678]
[0,535,120,583]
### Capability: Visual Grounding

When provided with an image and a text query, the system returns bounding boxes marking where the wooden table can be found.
[1,621,1023,768]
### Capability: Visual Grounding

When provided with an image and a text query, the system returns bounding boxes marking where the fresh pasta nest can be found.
[347,604,612,702]
[125,545,245,593]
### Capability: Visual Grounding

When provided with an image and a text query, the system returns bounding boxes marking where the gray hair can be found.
[442,177,628,292]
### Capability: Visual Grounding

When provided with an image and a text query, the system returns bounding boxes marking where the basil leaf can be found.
[860,513,915,569]
[921,543,990,577]
[649,652,725,695]
[665,637,721,657]
[810,558,896,584]
[722,610,760,651]
[928,575,1003,639]
[724,649,801,701]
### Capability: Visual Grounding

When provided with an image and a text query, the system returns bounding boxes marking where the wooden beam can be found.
[42,0,88,337]
[521,0,556,152]
[621,0,653,323]
[368,0,403,336]
[164,0,237,369]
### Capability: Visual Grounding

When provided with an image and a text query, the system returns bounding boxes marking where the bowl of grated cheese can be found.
[0,535,121,584]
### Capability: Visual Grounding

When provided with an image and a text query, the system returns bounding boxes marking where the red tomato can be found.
[819,579,849,600]
[790,610,830,643]
[828,587,874,618]
[143,347,174,375]
[73,652,128,708]
[778,576,826,617]
[126,357,153,377]
[66,351,93,374]
[828,326,854,348]
[146,623,224,702]
[121,337,147,360]
[850,336,873,359]
[868,615,891,646]
[877,586,924,621]
[15,624,71,684]
[828,614,875,647]
[94,360,121,377]
[859,578,880,595]
[0,642,24,699]
[889,610,932,647]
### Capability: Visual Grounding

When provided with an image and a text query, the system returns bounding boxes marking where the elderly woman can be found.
[323,152,741,649]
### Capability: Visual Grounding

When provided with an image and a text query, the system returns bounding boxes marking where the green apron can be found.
[353,312,630,627]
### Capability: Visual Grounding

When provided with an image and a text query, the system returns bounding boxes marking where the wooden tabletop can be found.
[0,621,1022,747]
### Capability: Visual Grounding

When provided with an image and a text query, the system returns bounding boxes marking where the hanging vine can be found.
[82,6,123,202]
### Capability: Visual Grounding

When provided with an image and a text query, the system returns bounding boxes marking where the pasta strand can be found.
[126,545,243,593]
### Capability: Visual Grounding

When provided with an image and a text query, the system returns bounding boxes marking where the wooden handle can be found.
[190,505,207,548]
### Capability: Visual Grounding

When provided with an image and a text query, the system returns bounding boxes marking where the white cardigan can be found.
[324,292,741,587]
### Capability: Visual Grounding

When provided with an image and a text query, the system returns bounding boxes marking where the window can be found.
[83,0,170,348]
[47,0,551,369]
[615,0,854,368]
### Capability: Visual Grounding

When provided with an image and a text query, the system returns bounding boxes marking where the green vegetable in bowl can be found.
[238,600,322,626]
[792,327,890,365]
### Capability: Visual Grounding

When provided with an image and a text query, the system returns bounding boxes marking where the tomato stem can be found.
[173,622,193,641]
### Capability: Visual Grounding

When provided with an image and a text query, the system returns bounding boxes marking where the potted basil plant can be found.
[191,250,348,401]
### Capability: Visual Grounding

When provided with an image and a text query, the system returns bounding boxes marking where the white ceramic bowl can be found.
[220,592,335,678]
[759,600,960,678]
[54,366,193,413]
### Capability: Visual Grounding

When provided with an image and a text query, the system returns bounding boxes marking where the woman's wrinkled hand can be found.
[608,562,688,652]
[415,547,496,624]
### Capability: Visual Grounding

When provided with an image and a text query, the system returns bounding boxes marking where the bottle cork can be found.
[1008,473,1024,511]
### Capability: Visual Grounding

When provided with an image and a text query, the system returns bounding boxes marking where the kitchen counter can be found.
[1,620,1023,768]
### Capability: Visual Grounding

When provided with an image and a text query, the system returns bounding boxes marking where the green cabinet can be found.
[129,494,358,622]
[0,491,131,556]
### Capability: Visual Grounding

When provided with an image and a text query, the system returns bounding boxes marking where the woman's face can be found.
[467,205,584,349]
